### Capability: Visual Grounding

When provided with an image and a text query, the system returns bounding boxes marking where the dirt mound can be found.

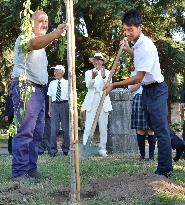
[52,173,185,202]
[89,172,185,199]
[1,173,185,204]
[0,183,35,205]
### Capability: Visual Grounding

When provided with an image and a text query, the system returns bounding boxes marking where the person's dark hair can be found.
[122,10,143,26]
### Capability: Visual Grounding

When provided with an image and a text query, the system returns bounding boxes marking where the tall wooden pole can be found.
[66,0,76,202]
[66,0,80,201]
[69,0,81,200]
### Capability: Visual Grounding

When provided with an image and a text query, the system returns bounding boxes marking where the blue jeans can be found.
[10,80,45,177]
[142,82,172,173]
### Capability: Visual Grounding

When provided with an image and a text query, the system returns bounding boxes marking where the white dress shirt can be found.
[128,71,143,97]
[133,33,164,85]
[47,78,68,102]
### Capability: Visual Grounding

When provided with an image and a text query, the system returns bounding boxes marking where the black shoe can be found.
[11,174,40,184]
[174,144,185,162]
[180,152,185,159]
[28,172,51,180]
[154,170,172,178]
[139,155,145,161]
[146,157,155,161]
[49,153,56,157]
[63,151,68,156]
[11,174,29,182]
[38,151,44,155]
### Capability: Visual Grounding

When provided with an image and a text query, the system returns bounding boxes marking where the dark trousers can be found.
[182,122,185,156]
[39,117,51,153]
[50,101,70,154]
[142,82,172,173]
[10,80,45,177]
[170,128,185,150]
[8,135,12,154]
[182,122,185,141]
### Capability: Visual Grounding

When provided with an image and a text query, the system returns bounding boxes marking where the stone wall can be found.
[107,89,138,154]
[171,102,183,124]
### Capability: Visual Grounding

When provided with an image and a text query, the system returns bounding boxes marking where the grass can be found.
[0,133,8,144]
[0,153,185,205]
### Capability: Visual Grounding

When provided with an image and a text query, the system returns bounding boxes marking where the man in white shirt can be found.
[82,52,112,156]
[105,10,185,177]
[47,65,69,157]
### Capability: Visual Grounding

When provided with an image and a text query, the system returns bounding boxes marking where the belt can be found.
[13,77,19,81]
[52,100,68,104]
[142,82,159,88]
[28,81,46,89]
[13,78,46,89]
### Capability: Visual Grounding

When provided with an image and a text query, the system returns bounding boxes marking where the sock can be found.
[148,135,156,159]
[137,134,145,158]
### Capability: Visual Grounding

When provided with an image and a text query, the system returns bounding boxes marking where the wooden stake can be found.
[66,0,80,201]
[66,0,76,202]
[69,0,81,200]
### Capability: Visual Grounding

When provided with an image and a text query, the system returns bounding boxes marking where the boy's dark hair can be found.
[122,10,143,26]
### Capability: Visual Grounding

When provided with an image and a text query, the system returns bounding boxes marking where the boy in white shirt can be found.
[105,10,185,177]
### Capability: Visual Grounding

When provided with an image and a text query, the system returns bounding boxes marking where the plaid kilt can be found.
[131,94,148,130]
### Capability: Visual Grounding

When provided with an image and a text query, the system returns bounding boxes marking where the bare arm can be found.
[128,83,141,93]
[29,23,67,51]
[105,71,145,95]
[120,37,134,57]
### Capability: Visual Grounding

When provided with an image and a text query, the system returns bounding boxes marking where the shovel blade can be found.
[82,144,100,157]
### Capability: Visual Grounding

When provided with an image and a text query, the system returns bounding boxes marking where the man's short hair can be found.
[122,10,143,26]
[32,10,47,20]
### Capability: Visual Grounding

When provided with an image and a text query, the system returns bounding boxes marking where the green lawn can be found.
[0,153,185,205]
[0,133,8,144]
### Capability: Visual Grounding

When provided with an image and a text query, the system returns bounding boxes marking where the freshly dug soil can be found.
[52,172,185,202]
[0,182,35,205]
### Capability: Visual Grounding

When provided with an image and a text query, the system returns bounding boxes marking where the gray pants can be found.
[50,101,70,154]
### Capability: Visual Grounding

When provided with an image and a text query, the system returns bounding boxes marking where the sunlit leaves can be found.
[7,73,35,137]
[41,0,48,7]
[19,0,33,61]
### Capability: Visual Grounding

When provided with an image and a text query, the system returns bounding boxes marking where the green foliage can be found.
[19,0,33,61]
[157,39,185,101]
[0,0,185,128]
[7,123,17,137]
[7,73,35,136]
[41,0,48,7]
[6,0,35,136]
[170,121,183,133]
[54,0,66,61]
